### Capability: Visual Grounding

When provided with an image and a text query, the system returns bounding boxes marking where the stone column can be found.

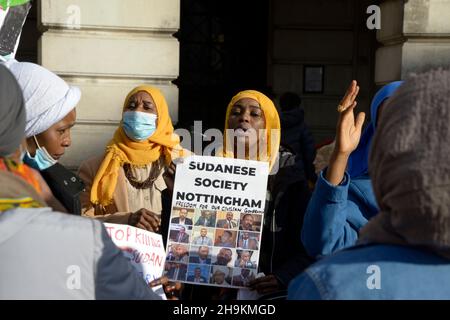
[375,0,450,84]
[38,0,180,168]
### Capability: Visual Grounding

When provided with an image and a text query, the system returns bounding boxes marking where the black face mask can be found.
[40,163,85,215]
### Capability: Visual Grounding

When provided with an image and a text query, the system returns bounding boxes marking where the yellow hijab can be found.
[222,90,280,170]
[90,85,182,206]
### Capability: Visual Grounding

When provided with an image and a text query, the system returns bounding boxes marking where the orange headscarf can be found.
[90,86,183,206]
[222,90,281,170]
[0,170,45,212]
[0,158,42,194]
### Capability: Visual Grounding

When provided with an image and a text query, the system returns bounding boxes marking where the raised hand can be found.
[326,80,365,185]
[335,80,365,155]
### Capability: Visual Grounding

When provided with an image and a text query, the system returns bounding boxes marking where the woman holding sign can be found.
[213,90,313,297]
[79,86,184,241]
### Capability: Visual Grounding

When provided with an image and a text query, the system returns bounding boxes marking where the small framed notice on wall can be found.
[303,65,324,94]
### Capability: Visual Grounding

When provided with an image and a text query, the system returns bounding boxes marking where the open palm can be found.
[335,80,365,155]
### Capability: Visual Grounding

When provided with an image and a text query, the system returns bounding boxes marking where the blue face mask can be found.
[24,136,57,171]
[122,111,158,141]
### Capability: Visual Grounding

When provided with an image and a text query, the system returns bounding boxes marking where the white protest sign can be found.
[0,1,31,60]
[104,223,167,298]
[172,155,268,213]
[0,8,7,25]
[165,155,269,289]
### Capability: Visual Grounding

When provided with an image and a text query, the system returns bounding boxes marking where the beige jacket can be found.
[78,154,166,224]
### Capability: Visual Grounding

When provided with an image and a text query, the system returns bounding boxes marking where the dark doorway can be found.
[176,0,270,131]
[15,0,39,63]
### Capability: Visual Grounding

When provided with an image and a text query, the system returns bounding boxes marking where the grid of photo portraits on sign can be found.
[164,207,263,287]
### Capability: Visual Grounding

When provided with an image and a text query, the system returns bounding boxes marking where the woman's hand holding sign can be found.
[248,274,282,295]
[128,208,161,232]
[163,157,185,194]
[163,161,177,193]
[150,276,183,300]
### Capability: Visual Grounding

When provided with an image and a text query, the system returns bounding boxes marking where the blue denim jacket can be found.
[287,244,450,300]
[301,170,378,257]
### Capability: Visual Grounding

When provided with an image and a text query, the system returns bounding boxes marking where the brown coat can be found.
[78,154,166,225]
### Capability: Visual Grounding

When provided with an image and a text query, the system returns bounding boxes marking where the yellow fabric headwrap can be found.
[90,85,182,206]
[222,90,281,170]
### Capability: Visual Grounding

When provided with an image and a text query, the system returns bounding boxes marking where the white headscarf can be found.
[5,60,80,137]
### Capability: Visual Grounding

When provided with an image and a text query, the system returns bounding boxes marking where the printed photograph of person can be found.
[211,247,235,267]
[214,229,237,248]
[194,209,217,227]
[191,226,214,246]
[234,250,258,269]
[215,211,239,229]
[189,245,212,264]
[239,213,262,232]
[186,264,211,284]
[168,224,191,244]
[231,268,256,287]
[210,266,233,286]
[166,243,189,264]
[164,261,187,281]
[237,231,260,250]
[170,207,194,226]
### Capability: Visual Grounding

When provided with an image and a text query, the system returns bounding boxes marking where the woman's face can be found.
[27,109,76,160]
[124,91,157,115]
[227,98,266,151]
